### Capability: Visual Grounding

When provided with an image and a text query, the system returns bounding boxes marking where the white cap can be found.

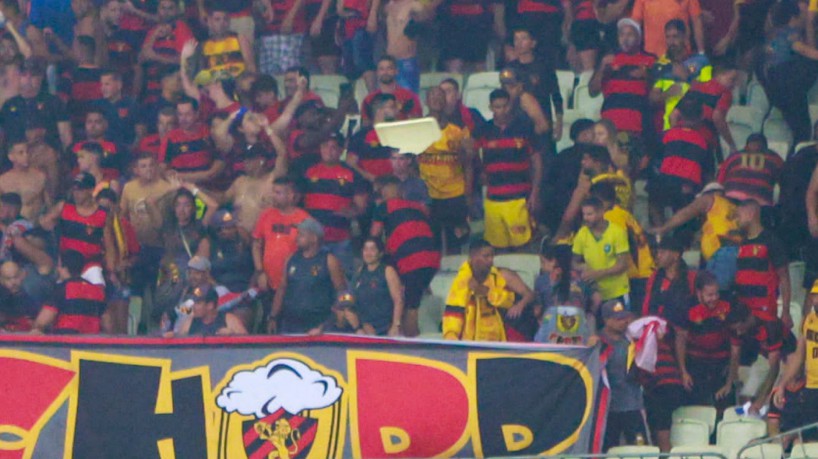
[617,18,642,38]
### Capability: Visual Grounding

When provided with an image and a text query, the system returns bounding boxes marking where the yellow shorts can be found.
[484,198,532,249]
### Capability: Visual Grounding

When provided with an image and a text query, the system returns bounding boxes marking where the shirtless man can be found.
[383,0,437,93]
[0,141,49,221]
[217,112,289,231]
[25,122,60,201]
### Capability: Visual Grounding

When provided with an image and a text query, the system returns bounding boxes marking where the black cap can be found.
[657,236,685,254]
[72,172,96,190]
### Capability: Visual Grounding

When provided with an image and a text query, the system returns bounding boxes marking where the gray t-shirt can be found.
[604,334,644,412]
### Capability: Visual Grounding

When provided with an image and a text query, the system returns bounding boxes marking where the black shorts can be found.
[309,16,341,57]
[570,19,601,52]
[439,17,492,63]
[686,358,732,410]
[429,195,470,250]
[401,267,437,309]
[644,384,685,431]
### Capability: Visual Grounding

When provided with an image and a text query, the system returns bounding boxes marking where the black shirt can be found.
[507,58,564,121]
[0,93,69,147]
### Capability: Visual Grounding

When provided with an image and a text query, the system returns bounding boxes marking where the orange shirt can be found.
[252,207,311,289]
[631,0,701,56]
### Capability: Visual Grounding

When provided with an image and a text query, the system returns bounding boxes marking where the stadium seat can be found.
[440,254,468,273]
[354,78,370,107]
[789,442,818,459]
[682,251,702,269]
[746,80,770,114]
[763,118,793,149]
[717,419,767,458]
[722,406,743,423]
[725,106,764,153]
[556,109,587,153]
[795,141,817,154]
[670,445,730,459]
[573,84,603,119]
[671,419,711,447]
[607,445,661,457]
[494,254,540,289]
[463,71,501,119]
[673,406,717,435]
[310,75,348,108]
[419,72,464,107]
[418,271,459,336]
[810,105,818,127]
[556,70,576,110]
[738,443,782,459]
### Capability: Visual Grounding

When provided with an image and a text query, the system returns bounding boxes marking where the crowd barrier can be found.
[0,334,607,459]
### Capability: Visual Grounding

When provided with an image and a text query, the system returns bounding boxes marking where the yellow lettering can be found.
[502,424,534,452]
[157,438,176,459]
[380,427,411,454]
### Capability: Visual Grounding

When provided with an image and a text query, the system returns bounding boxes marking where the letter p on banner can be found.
[347,352,471,458]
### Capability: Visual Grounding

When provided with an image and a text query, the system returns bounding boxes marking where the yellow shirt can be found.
[418,123,469,200]
[443,262,514,341]
[810,0,817,12]
[701,194,741,260]
[591,171,633,210]
[572,222,631,300]
[605,206,655,279]
[802,310,818,389]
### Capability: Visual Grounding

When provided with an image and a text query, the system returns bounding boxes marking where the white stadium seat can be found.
[717,419,767,458]
[789,442,818,459]
[673,406,717,435]
[463,71,501,119]
[738,443,782,459]
[671,419,710,447]
[310,75,348,108]
[607,445,660,457]
[671,445,730,459]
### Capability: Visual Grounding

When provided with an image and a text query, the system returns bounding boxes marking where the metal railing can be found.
[737,421,818,458]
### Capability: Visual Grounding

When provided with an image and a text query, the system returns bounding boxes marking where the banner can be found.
[0,335,607,459]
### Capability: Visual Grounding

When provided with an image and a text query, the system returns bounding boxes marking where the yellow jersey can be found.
[802,310,818,388]
[572,221,631,300]
[605,205,655,279]
[418,123,469,200]
[443,262,514,341]
[201,33,245,78]
[591,171,633,210]
[701,194,741,260]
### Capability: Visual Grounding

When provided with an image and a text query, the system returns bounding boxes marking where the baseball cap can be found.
[617,18,642,38]
[188,284,218,303]
[601,300,631,321]
[187,255,211,272]
[696,182,724,198]
[211,209,237,229]
[72,172,96,190]
[297,218,324,239]
[499,67,522,85]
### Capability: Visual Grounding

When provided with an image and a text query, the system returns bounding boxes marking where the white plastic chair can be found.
[789,442,818,459]
[810,104,818,127]
[673,406,718,435]
[738,443,782,459]
[354,78,370,108]
[722,406,743,423]
[717,419,767,458]
[440,254,468,273]
[494,254,540,289]
[671,445,731,459]
[763,118,794,149]
[573,84,603,119]
[556,70,576,110]
[309,74,348,108]
[746,80,770,114]
[556,108,588,153]
[607,445,661,457]
[465,71,501,90]
[795,141,817,155]
[682,251,702,270]
[671,419,711,447]
[767,141,789,161]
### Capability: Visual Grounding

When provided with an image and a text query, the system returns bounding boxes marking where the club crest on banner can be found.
[214,354,348,459]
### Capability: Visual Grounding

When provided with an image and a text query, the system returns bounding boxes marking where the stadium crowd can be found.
[2,0,818,452]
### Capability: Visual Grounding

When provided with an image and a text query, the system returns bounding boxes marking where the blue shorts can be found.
[342,29,374,80]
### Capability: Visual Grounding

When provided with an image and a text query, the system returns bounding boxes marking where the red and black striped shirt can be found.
[659,126,710,189]
[675,300,734,362]
[474,120,534,201]
[717,150,784,207]
[141,21,192,104]
[43,277,106,334]
[573,0,597,20]
[304,163,367,243]
[348,128,395,178]
[106,26,140,89]
[58,203,108,264]
[682,79,732,122]
[517,0,562,14]
[373,198,441,275]
[159,125,215,173]
[731,318,785,358]
[735,230,788,322]
[58,65,103,129]
[601,52,656,134]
